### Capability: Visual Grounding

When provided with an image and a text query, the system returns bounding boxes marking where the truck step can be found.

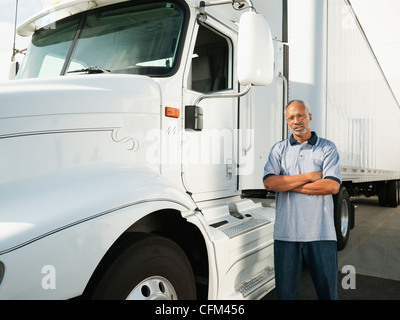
[235,266,275,298]
[218,217,270,238]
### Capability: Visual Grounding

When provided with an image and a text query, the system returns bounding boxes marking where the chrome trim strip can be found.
[0,198,191,255]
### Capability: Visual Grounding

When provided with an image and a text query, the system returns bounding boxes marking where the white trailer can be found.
[0,0,399,300]
[239,0,400,249]
[242,0,400,249]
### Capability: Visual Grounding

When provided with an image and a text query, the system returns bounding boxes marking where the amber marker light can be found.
[165,107,180,118]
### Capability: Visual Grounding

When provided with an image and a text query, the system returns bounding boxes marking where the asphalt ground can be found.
[263,196,400,300]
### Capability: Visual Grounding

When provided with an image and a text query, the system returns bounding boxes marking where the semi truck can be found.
[0,0,399,300]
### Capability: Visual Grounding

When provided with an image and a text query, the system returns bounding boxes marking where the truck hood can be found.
[0,74,175,253]
[0,74,161,120]
[0,73,162,184]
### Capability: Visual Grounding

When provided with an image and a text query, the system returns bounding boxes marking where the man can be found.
[263,100,341,300]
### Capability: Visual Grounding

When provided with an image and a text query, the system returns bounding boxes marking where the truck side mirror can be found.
[237,11,274,86]
[8,61,19,80]
[185,105,203,131]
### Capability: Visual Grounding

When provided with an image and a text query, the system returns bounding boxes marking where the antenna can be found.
[11,0,19,62]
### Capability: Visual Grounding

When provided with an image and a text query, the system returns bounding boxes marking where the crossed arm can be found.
[263,172,340,195]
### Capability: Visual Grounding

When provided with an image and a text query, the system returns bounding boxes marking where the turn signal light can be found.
[165,107,180,118]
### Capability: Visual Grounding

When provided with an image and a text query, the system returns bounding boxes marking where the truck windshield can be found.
[17,1,186,79]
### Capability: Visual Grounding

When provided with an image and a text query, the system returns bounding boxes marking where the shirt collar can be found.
[289,131,318,146]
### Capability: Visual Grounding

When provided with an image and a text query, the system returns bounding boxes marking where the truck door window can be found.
[191,24,231,93]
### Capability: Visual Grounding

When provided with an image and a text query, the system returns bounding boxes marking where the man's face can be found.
[286,102,312,137]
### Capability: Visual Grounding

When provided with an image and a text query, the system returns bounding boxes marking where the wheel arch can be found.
[82,208,210,299]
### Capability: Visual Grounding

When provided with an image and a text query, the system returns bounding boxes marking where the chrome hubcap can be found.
[340,199,349,237]
[126,276,177,300]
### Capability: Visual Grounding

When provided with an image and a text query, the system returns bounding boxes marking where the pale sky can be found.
[1,0,400,103]
[351,0,400,105]
[0,0,42,79]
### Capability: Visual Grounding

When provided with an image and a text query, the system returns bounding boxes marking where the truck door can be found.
[182,22,238,201]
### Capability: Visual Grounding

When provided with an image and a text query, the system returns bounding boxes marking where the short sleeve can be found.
[322,141,342,184]
[263,142,283,181]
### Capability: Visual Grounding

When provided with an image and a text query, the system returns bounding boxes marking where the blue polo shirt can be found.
[263,132,341,242]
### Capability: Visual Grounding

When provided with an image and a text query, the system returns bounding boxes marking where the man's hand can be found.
[309,171,323,182]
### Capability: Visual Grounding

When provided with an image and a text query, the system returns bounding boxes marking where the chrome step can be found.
[218,217,270,238]
[235,267,275,298]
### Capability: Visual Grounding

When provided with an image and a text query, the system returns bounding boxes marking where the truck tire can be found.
[90,233,196,300]
[333,186,351,250]
[377,182,388,207]
[386,180,399,207]
[398,181,400,206]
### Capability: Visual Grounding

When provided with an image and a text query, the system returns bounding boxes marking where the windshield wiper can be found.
[67,66,111,74]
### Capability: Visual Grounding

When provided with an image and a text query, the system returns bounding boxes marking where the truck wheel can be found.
[91,233,196,300]
[377,182,388,207]
[333,186,351,250]
[386,180,399,207]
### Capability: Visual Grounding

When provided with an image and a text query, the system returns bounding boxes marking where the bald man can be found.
[263,100,341,300]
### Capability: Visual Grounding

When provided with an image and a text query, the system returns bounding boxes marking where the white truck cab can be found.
[0,0,277,300]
